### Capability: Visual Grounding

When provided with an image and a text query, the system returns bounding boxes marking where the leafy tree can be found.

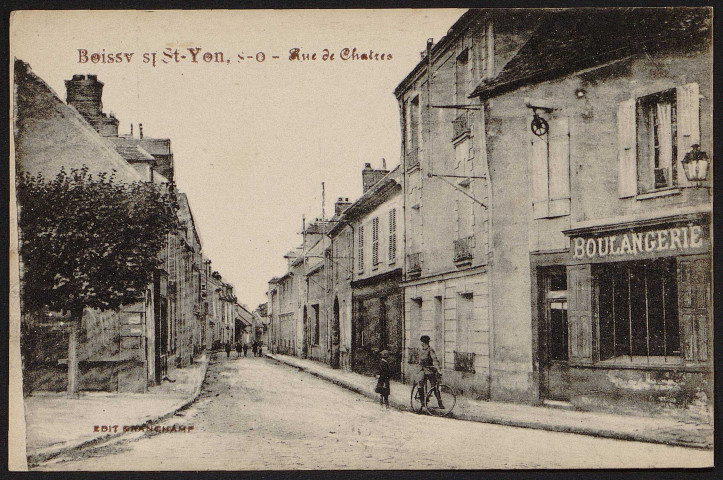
[16,166,177,395]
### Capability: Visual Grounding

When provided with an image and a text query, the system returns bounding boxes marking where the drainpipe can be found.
[399,97,408,384]
[480,100,494,400]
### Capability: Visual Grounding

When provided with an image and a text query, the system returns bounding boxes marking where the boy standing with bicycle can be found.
[417,335,444,409]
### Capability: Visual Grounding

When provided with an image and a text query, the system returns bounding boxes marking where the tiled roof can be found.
[471,7,711,99]
[14,59,142,183]
[137,137,171,156]
[107,137,156,163]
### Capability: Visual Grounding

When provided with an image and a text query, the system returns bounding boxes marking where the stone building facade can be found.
[394,9,535,398]
[327,200,355,371]
[347,165,403,378]
[16,61,241,393]
[394,8,712,419]
[467,8,713,415]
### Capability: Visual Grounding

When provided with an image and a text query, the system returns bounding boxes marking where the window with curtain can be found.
[636,90,677,191]
[618,84,699,198]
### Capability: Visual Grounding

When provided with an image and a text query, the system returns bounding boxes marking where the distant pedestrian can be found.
[243,343,248,357]
[257,342,263,357]
[225,342,231,358]
[375,350,391,409]
[235,342,243,357]
[252,341,258,356]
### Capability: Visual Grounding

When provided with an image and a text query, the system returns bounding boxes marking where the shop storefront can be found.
[534,212,711,414]
[351,269,403,379]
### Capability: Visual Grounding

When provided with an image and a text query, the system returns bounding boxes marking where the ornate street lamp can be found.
[681,144,711,187]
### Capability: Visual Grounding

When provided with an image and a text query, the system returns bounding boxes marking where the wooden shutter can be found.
[676,83,700,188]
[567,265,592,363]
[357,225,364,272]
[530,120,549,219]
[617,99,637,198]
[372,217,379,266]
[678,255,710,363]
[548,117,571,217]
[388,209,397,261]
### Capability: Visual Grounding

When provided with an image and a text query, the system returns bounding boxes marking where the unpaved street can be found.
[38,354,712,470]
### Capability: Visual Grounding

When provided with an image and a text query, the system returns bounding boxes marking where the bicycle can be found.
[410,371,457,417]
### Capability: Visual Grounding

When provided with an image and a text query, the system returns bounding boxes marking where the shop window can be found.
[618,84,700,198]
[596,259,679,363]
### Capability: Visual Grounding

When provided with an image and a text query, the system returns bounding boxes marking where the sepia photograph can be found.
[8,7,714,471]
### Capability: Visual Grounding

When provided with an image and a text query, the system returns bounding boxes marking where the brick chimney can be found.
[362,162,389,193]
[65,74,104,120]
[65,74,118,137]
[334,197,352,216]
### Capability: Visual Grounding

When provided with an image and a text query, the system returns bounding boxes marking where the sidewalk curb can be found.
[266,353,712,450]
[27,353,211,467]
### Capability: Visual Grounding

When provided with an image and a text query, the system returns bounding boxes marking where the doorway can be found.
[331,297,340,368]
[302,306,308,358]
[538,266,569,400]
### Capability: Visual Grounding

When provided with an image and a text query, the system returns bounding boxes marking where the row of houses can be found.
[16,60,255,393]
[267,8,713,418]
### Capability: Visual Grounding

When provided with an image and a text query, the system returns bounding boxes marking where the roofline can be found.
[394,9,485,99]
[328,165,401,236]
[340,165,401,219]
[470,9,710,100]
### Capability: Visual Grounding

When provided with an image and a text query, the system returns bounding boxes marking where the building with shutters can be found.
[345,165,403,378]
[395,9,545,400]
[463,7,712,416]
[395,8,712,418]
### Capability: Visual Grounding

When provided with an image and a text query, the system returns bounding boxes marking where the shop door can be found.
[331,298,340,368]
[538,268,569,400]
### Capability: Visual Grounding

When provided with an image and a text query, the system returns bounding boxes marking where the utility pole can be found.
[321,182,326,221]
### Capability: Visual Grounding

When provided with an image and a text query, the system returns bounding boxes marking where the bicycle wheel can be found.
[410,384,425,413]
[425,384,456,417]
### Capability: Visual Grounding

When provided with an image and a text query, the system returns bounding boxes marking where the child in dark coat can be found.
[375,350,391,408]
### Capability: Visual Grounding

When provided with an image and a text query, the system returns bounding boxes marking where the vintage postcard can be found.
[9,8,713,471]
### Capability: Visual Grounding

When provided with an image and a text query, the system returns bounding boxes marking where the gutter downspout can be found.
[480,99,494,401]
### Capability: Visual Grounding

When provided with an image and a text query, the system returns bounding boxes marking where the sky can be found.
[11,9,467,309]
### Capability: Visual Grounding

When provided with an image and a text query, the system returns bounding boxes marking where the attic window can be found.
[457,48,469,64]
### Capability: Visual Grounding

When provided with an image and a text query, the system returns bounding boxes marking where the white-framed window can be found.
[618,83,700,198]
[406,95,420,169]
[530,116,571,219]
[388,208,397,262]
[357,225,364,273]
[455,47,470,104]
[372,217,380,266]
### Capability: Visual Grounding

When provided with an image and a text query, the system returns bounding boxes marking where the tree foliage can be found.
[16,166,178,315]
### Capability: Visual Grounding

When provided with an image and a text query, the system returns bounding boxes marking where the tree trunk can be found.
[67,308,82,397]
